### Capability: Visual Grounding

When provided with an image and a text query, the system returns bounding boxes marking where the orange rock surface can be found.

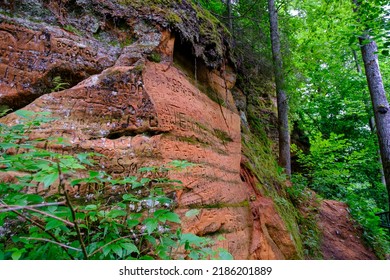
[0,1,298,259]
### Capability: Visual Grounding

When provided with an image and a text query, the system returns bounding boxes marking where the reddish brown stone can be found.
[0,2,300,260]
[0,19,119,110]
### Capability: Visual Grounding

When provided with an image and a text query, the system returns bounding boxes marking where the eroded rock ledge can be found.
[0,0,298,259]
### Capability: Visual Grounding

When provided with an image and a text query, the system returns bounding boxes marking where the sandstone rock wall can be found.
[0,0,298,259]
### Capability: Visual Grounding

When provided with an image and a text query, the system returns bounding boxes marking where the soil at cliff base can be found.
[318,200,377,260]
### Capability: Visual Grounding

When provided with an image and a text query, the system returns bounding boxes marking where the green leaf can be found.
[120,242,139,254]
[169,160,196,170]
[107,209,127,218]
[15,110,36,119]
[144,218,158,235]
[102,245,111,257]
[0,142,18,149]
[348,35,357,46]
[122,194,139,202]
[126,219,140,228]
[25,194,44,204]
[162,212,181,223]
[85,204,98,211]
[118,176,137,185]
[218,250,234,260]
[78,223,88,229]
[153,209,169,217]
[76,153,95,166]
[42,172,59,188]
[188,250,200,260]
[11,250,23,260]
[138,166,157,173]
[131,181,144,189]
[185,209,200,218]
[144,235,157,246]
[180,233,204,247]
[217,235,226,241]
[71,178,85,186]
[89,170,100,178]
[110,244,123,258]
[140,178,151,185]
[45,219,65,231]
[139,255,155,260]
[129,213,142,220]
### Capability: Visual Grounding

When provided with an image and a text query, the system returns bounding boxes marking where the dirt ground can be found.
[318,200,377,260]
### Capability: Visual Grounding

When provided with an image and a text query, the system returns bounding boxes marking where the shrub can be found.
[0,110,232,260]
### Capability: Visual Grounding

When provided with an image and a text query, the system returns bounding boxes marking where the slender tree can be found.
[359,36,390,210]
[226,0,233,32]
[354,0,390,210]
[268,0,291,176]
[352,49,386,186]
[353,0,390,209]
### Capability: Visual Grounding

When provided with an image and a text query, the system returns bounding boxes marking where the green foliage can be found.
[294,131,390,257]
[51,76,70,92]
[242,128,303,259]
[0,111,233,260]
[294,133,351,199]
[213,129,233,143]
[288,174,322,259]
[119,0,181,6]
[345,183,390,259]
[195,0,225,15]
[284,0,390,258]
[63,24,82,36]
[147,51,162,63]
[166,11,182,24]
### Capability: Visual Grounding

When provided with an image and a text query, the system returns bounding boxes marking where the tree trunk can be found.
[359,36,390,210]
[226,0,233,33]
[352,50,386,186]
[268,0,291,176]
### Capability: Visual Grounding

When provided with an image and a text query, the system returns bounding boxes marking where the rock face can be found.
[0,17,119,110]
[0,0,298,259]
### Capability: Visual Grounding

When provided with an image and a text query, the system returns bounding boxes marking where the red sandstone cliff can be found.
[0,0,375,260]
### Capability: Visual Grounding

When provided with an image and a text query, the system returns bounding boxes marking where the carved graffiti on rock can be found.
[41,69,160,142]
[52,37,97,62]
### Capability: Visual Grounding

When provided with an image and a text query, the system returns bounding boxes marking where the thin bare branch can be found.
[20,237,82,252]
[1,205,74,227]
[0,199,75,260]
[0,201,66,212]
[59,162,89,259]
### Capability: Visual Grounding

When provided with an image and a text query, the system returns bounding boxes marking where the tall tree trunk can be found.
[226,0,233,33]
[268,0,291,176]
[359,37,390,210]
[352,50,386,186]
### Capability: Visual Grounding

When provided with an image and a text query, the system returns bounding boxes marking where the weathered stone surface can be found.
[0,17,120,110]
[0,0,299,259]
